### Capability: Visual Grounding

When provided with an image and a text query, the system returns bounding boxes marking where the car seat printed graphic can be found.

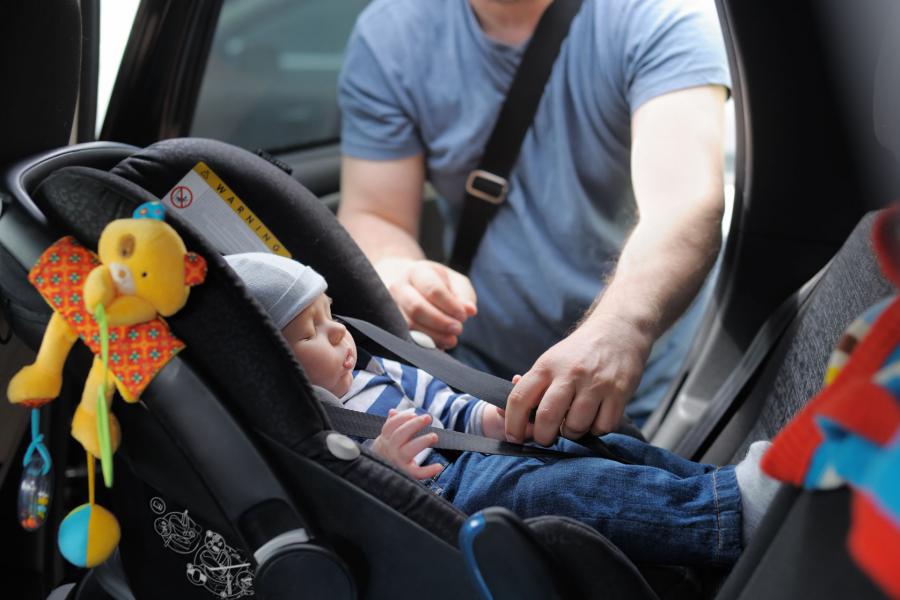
[154,509,203,554]
[150,497,255,598]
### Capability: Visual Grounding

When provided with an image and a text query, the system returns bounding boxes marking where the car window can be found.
[97,0,141,137]
[191,0,369,153]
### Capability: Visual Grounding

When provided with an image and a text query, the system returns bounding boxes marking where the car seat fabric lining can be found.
[726,212,893,463]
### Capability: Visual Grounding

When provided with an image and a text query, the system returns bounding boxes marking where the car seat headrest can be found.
[32,165,329,449]
[108,137,410,339]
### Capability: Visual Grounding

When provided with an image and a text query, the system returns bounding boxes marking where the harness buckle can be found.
[465,170,508,205]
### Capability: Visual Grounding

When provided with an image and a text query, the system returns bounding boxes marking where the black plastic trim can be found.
[141,357,310,561]
[3,142,139,225]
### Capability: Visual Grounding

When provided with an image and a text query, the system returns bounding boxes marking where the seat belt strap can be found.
[322,403,575,460]
[342,315,513,406]
[338,315,634,463]
[448,0,584,274]
[672,263,831,459]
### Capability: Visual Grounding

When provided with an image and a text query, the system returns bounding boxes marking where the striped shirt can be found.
[340,354,487,464]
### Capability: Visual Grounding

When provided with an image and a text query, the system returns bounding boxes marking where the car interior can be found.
[0,0,898,599]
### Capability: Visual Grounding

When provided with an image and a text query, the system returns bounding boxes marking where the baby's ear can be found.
[184,252,207,287]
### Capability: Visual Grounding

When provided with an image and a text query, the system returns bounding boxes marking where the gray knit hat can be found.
[224,252,327,330]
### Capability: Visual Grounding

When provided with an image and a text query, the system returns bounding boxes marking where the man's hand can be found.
[505,315,653,446]
[372,409,444,480]
[377,258,477,349]
[482,376,534,441]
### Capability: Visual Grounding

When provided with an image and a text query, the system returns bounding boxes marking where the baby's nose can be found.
[328,322,346,344]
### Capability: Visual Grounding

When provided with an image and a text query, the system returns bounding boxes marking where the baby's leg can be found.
[557,433,719,478]
[435,451,742,566]
[559,435,778,545]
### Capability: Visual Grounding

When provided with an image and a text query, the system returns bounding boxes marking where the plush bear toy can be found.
[7,201,207,567]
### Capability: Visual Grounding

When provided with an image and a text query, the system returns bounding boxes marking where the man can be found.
[337,0,729,446]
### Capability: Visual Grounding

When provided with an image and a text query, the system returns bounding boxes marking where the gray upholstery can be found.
[719,211,894,463]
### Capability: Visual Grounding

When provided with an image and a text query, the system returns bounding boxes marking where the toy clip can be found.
[18,409,52,531]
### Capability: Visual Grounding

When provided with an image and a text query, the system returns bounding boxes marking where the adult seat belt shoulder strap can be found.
[448,0,585,274]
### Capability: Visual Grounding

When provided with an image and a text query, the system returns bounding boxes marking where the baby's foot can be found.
[735,441,779,546]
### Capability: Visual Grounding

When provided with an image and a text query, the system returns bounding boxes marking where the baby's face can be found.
[282,293,357,398]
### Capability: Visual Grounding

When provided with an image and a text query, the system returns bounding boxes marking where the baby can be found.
[225,253,778,567]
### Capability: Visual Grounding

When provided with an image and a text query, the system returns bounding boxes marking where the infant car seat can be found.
[0,138,670,600]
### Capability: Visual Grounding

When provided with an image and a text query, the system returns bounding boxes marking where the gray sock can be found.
[735,441,779,546]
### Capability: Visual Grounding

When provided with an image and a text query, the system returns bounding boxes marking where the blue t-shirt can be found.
[339,0,730,417]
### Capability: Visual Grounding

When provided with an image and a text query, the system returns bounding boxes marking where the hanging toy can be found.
[58,453,120,567]
[7,201,207,568]
[18,409,53,531]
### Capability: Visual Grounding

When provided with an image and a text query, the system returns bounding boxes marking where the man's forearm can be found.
[581,198,723,344]
[338,154,428,267]
[591,84,728,345]
[340,209,425,266]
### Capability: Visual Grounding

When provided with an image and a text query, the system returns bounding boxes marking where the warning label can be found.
[162,162,291,258]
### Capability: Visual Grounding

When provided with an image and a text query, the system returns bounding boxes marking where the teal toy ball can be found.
[58,503,121,567]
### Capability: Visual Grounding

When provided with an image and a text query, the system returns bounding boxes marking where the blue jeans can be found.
[425,434,742,566]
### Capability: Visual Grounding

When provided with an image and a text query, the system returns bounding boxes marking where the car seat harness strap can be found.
[339,315,634,463]
[322,402,574,460]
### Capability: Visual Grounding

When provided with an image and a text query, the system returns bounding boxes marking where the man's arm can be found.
[506,84,727,445]
[338,154,426,263]
[339,155,477,348]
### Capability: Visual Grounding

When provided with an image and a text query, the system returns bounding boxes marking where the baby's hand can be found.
[372,409,444,480]
[481,405,507,440]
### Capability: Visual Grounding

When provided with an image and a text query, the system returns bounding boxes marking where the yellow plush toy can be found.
[7,201,207,567]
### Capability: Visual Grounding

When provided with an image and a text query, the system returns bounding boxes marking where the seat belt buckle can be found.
[465,170,508,205]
